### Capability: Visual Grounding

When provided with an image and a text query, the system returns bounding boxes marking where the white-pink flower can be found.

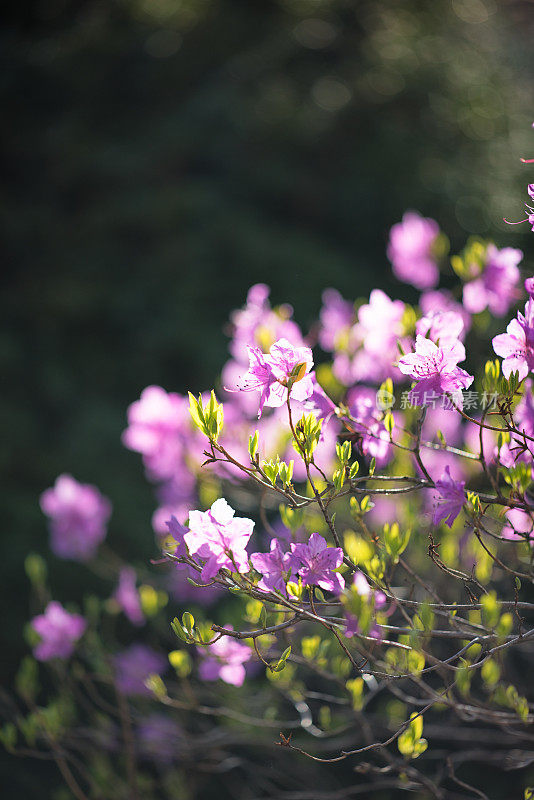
[184,499,254,581]
[492,289,534,381]
[398,335,473,408]
[231,338,314,417]
[197,628,252,686]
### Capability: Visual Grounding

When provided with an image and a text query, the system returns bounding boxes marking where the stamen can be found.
[503,217,528,226]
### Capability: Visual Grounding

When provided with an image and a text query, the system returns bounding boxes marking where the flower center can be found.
[411,353,441,378]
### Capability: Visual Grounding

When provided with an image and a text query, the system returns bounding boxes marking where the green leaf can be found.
[314,587,325,603]
[398,713,427,760]
[349,461,360,479]
[279,646,291,663]
[182,611,195,633]
[171,617,188,641]
[145,674,167,698]
[248,430,259,460]
[188,392,204,429]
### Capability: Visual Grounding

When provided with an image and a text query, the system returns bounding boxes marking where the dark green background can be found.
[2,0,533,795]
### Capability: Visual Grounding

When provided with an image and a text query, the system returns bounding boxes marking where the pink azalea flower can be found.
[357,290,406,357]
[318,289,355,352]
[113,567,145,626]
[31,601,86,661]
[232,338,314,417]
[496,383,534,468]
[387,211,441,290]
[515,379,534,437]
[432,466,465,527]
[233,346,277,417]
[114,644,167,696]
[492,292,534,381]
[148,464,198,537]
[398,335,474,408]
[167,511,229,596]
[122,386,199,482]
[250,538,292,596]
[334,290,409,385]
[152,498,192,537]
[165,514,190,562]
[290,533,345,593]
[416,309,466,348]
[501,509,534,542]
[184,498,254,581]
[198,628,252,686]
[420,289,471,330]
[228,284,304,365]
[40,474,111,562]
[463,245,522,316]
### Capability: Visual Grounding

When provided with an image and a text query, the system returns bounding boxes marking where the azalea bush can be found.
[4,145,534,800]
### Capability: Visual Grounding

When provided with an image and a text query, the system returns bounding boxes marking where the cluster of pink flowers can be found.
[198,629,252,687]
[387,211,441,290]
[347,386,395,467]
[164,499,345,600]
[40,474,111,562]
[492,279,534,380]
[122,386,202,533]
[340,290,409,385]
[33,161,534,701]
[222,284,306,416]
[462,245,522,316]
[31,601,86,661]
[250,538,292,596]
[242,533,345,597]
[290,533,345,593]
[227,283,304,367]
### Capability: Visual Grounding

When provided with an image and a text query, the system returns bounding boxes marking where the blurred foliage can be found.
[1,0,534,794]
